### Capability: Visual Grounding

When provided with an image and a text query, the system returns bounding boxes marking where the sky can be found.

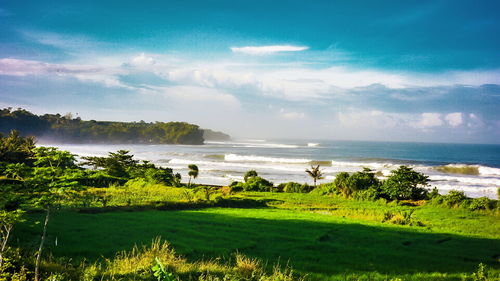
[1,0,500,144]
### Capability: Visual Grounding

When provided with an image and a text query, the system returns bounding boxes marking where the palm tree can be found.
[306,165,324,188]
[187,164,199,187]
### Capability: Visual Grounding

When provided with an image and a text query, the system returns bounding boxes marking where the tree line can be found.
[0,108,206,145]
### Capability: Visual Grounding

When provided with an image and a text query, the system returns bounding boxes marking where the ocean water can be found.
[43,139,500,199]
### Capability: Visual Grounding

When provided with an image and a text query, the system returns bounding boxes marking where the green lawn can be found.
[14,192,500,280]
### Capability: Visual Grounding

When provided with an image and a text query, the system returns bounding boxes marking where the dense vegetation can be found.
[1,133,499,280]
[202,129,231,141]
[0,108,209,145]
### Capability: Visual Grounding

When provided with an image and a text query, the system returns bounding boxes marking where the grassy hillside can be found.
[14,192,500,280]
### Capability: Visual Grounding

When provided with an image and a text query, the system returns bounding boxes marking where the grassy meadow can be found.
[13,190,500,280]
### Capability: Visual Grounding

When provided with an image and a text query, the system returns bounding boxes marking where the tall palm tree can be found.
[187,164,199,187]
[306,165,324,188]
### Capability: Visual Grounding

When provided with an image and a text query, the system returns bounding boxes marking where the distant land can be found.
[202,129,231,141]
[0,107,230,145]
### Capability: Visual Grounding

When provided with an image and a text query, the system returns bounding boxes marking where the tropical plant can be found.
[3,163,31,180]
[244,170,258,182]
[0,130,36,164]
[187,164,199,186]
[380,166,429,200]
[152,257,177,281]
[0,209,24,269]
[305,165,324,188]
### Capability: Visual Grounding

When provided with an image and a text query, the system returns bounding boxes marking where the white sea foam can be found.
[429,175,500,186]
[478,166,500,176]
[224,154,310,164]
[206,141,299,148]
[307,143,320,147]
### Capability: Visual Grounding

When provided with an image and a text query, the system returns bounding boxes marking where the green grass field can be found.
[14,192,500,280]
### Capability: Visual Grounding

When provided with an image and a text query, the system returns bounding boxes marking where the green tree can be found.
[82,150,138,178]
[188,164,199,187]
[333,172,351,197]
[33,147,77,169]
[32,190,62,281]
[0,130,36,164]
[305,165,324,188]
[381,166,429,200]
[3,163,31,180]
[0,209,24,269]
[243,170,258,182]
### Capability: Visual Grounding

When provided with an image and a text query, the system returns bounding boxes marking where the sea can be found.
[42,139,500,199]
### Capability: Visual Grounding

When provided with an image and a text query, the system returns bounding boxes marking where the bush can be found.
[244,176,274,192]
[277,182,312,193]
[333,168,381,198]
[243,170,258,182]
[229,176,274,192]
[229,181,244,192]
[469,197,493,211]
[442,190,468,207]
[311,182,339,196]
[382,210,424,226]
[380,166,429,200]
[355,187,382,201]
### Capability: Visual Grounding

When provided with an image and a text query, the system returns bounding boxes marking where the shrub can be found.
[380,166,429,200]
[333,168,381,198]
[243,170,258,182]
[229,181,244,192]
[469,197,493,211]
[230,177,274,192]
[442,190,468,207]
[311,182,339,196]
[244,176,274,192]
[355,187,382,201]
[278,182,312,193]
[382,210,424,226]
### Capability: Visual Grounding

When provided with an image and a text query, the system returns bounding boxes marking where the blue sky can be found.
[1,0,500,143]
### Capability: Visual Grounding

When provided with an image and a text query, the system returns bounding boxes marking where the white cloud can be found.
[0,58,127,88]
[337,110,408,129]
[230,45,309,55]
[414,113,443,129]
[467,113,483,128]
[130,53,156,66]
[445,112,463,127]
[154,85,240,109]
[279,108,305,120]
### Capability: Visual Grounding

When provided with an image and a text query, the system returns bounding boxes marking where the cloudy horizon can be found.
[1,1,500,144]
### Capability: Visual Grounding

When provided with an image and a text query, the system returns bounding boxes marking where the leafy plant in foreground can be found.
[152,257,177,281]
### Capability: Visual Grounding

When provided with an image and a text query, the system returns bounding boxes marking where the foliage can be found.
[305,165,324,187]
[82,150,137,178]
[0,130,36,164]
[277,182,312,193]
[33,147,77,169]
[468,197,494,211]
[333,168,381,198]
[243,170,258,183]
[382,210,424,226]
[82,150,180,186]
[1,107,206,145]
[152,257,177,281]
[0,210,24,270]
[188,164,199,186]
[231,176,274,192]
[380,166,429,200]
